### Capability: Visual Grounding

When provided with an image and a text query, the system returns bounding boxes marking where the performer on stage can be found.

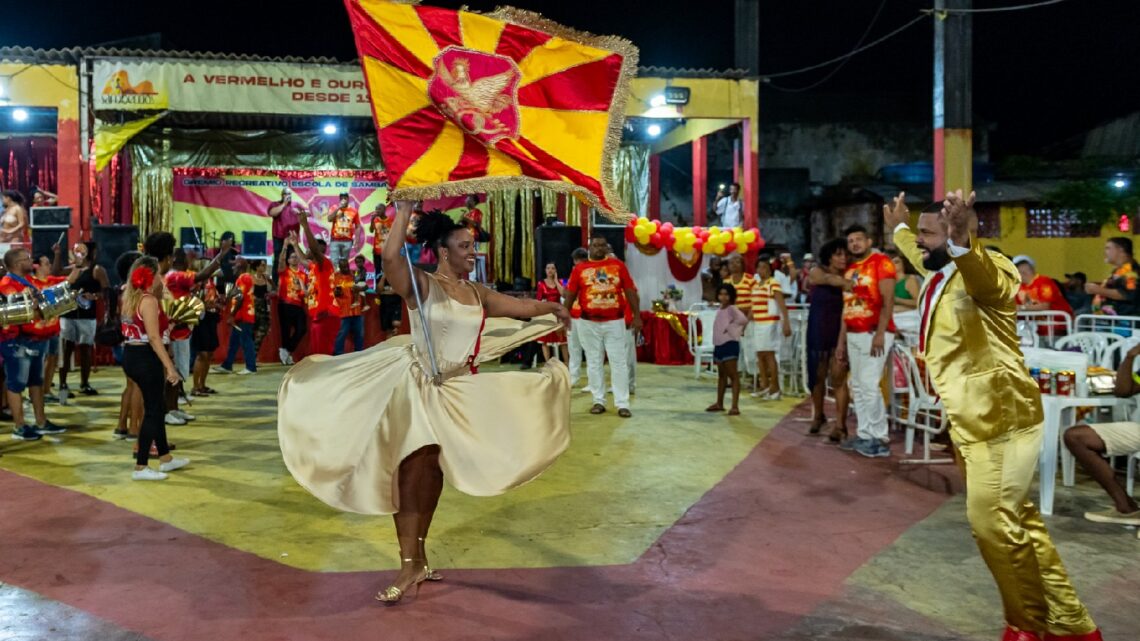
[278,201,571,605]
[889,190,1101,641]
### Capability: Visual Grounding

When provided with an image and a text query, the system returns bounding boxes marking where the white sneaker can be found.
[749,390,768,399]
[172,410,195,422]
[580,386,593,394]
[210,366,232,374]
[236,369,256,376]
[763,391,782,401]
[164,412,187,426]
[159,457,190,473]
[279,348,290,365]
[132,468,168,481]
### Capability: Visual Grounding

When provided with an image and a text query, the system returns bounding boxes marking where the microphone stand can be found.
[404,243,441,386]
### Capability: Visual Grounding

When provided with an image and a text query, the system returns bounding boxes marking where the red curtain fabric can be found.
[0,137,57,197]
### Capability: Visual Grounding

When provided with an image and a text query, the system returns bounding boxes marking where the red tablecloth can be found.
[636,310,693,366]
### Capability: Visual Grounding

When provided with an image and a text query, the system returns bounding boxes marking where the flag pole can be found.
[404,245,442,386]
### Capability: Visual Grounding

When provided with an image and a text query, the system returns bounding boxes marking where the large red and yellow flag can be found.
[345,0,638,218]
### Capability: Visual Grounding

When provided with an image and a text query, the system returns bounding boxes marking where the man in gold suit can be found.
[888,190,1102,641]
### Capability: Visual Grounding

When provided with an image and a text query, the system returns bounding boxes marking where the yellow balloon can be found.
[742,230,756,243]
[736,242,749,254]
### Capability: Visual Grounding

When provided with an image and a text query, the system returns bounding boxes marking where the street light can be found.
[649,94,666,108]
[322,123,338,135]
[1113,178,1128,190]
[646,123,662,138]
[12,108,29,122]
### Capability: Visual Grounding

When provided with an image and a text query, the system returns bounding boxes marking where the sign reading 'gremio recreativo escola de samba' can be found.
[91,60,374,116]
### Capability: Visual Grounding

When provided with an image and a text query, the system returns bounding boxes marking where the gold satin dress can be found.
[278,274,571,515]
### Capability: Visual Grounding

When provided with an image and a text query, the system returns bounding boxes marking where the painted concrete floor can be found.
[1,362,1137,641]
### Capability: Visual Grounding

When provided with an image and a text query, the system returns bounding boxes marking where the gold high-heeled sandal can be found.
[419,537,443,582]
[375,558,428,604]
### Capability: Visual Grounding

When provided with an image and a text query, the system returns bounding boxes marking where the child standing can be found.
[707,284,749,416]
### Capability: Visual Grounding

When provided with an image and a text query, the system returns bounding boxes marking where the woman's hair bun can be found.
[414,210,463,248]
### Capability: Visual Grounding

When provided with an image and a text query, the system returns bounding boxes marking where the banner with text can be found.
[172,168,389,262]
[93,60,373,116]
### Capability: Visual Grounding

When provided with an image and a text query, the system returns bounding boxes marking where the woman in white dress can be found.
[278,201,572,605]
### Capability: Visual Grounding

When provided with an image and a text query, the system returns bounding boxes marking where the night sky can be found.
[4,0,1136,156]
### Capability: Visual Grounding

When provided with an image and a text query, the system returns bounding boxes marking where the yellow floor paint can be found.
[0,362,796,572]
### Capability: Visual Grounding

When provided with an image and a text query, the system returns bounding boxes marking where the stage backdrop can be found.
[171,167,478,267]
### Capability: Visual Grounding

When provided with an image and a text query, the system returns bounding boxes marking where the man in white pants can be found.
[566,248,588,387]
[835,224,897,458]
[565,233,640,417]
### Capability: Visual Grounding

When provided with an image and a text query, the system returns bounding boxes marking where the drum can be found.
[0,292,37,327]
[37,282,79,320]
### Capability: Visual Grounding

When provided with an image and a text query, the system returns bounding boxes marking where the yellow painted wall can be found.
[987,203,1121,281]
[0,63,79,118]
[627,77,759,153]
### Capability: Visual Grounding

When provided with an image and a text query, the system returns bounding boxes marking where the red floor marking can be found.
[0,403,949,641]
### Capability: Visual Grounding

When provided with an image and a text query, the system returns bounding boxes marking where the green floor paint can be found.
[0,362,797,572]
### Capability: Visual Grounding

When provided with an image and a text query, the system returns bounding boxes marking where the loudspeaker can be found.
[592,226,626,262]
[92,224,140,287]
[241,230,268,257]
[31,228,69,261]
[180,226,203,250]
[535,225,582,283]
[29,206,72,228]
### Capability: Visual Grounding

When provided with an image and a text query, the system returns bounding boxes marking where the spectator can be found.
[326,193,361,264]
[1013,255,1073,338]
[712,183,743,229]
[333,257,366,355]
[276,232,309,365]
[217,257,257,375]
[60,242,110,397]
[805,239,852,439]
[1063,271,1092,316]
[1063,342,1140,526]
[749,254,791,401]
[701,256,724,303]
[267,188,301,284]
[725,255,756,381]
[566,247,589,388]
[1088,236,1140,316]
[836,223,897,458]
[299,207,342,356]
[797,253,815,304]
[706,283,748,416]
[886,248,922,339]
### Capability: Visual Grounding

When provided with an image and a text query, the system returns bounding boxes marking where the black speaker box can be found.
[180,226,204,249]
[92,225,140,287]
[242,230,268,256]
[534,225,582,283]
[30,228,69,262]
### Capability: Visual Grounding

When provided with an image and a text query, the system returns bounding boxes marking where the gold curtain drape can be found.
[488,189,537,285]
[611,144,651,216]
[133,166,173,239]
[520,190,535,283]
[565,200,582,227]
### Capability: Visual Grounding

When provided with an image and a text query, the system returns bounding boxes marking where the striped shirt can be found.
[727,273,755,315]
[750,277,782,323]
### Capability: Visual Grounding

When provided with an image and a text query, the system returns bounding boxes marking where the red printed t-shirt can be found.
[0,275,59,340]
[165,270,195,300]
[331,207,360,241]
[306,255,341,321]
[1018,274,1073,336]
[567,257,636,322]
[333,272,362,317]
[750,277,782,323]
[280,267,309,307]
[843,252,897,334]
[232,273,256,324]
[370,214,392,256]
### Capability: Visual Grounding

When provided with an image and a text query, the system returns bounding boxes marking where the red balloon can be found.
[692,226,703,236]
[699,230,711,241]
[724,241,737,254]
[650,232,663,247]
[660,222,674,234]
[624,226,636,243]
[693,239,705,252]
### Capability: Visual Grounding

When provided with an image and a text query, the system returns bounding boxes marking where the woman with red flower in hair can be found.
[120,256,189,481]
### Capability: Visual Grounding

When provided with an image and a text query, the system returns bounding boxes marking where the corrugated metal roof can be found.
[2,46,751,80]
[1081,112,1140,158]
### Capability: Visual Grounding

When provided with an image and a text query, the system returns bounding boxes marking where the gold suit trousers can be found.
[956,424,1097,636]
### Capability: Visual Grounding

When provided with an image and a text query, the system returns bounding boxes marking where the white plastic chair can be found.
[1127,452,1140,497]
[687,304,718,379]
[1017,310,1073,348]
[1055,332,1124,369]
[893,346,953,465]
[779,305,809,396]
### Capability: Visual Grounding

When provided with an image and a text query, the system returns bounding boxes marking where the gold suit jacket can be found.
[895,227,1043,443]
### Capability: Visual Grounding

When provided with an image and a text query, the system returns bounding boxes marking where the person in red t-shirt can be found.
[0,246,68,440]
[1014,255,1072,339]
[333,258,367,355]
[299,206,342,356]
[276,232,309,364]
[370,202,393,261]
[835,224,897,456]
[219,257,258,374]
[33,248,68,403]
[564,233,640,417]
[326,193,361,264]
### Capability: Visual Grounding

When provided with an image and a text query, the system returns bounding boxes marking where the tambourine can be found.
[164,296,206,326]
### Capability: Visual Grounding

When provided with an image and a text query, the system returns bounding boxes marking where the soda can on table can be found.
[1056,370,1075,396]
[1036,368,1053,395]
[1029,367,1041,381]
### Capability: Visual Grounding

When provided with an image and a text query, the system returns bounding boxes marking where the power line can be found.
[922,0,1071,14]
[759,14,929,81]
[766,0,890,93]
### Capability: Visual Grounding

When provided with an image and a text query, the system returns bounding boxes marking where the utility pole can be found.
[933,0,972,198]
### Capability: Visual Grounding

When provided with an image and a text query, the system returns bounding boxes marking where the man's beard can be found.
[922,245,952,271]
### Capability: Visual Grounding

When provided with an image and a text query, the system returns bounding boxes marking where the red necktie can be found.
[918,271,945,354]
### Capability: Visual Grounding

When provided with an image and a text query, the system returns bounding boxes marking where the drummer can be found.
[60,242,110,398]
[33,246,69,403]
[0,247,68,441]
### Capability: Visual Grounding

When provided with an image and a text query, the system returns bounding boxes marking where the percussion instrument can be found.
[0,292,37,327]
[37,282,79,320]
